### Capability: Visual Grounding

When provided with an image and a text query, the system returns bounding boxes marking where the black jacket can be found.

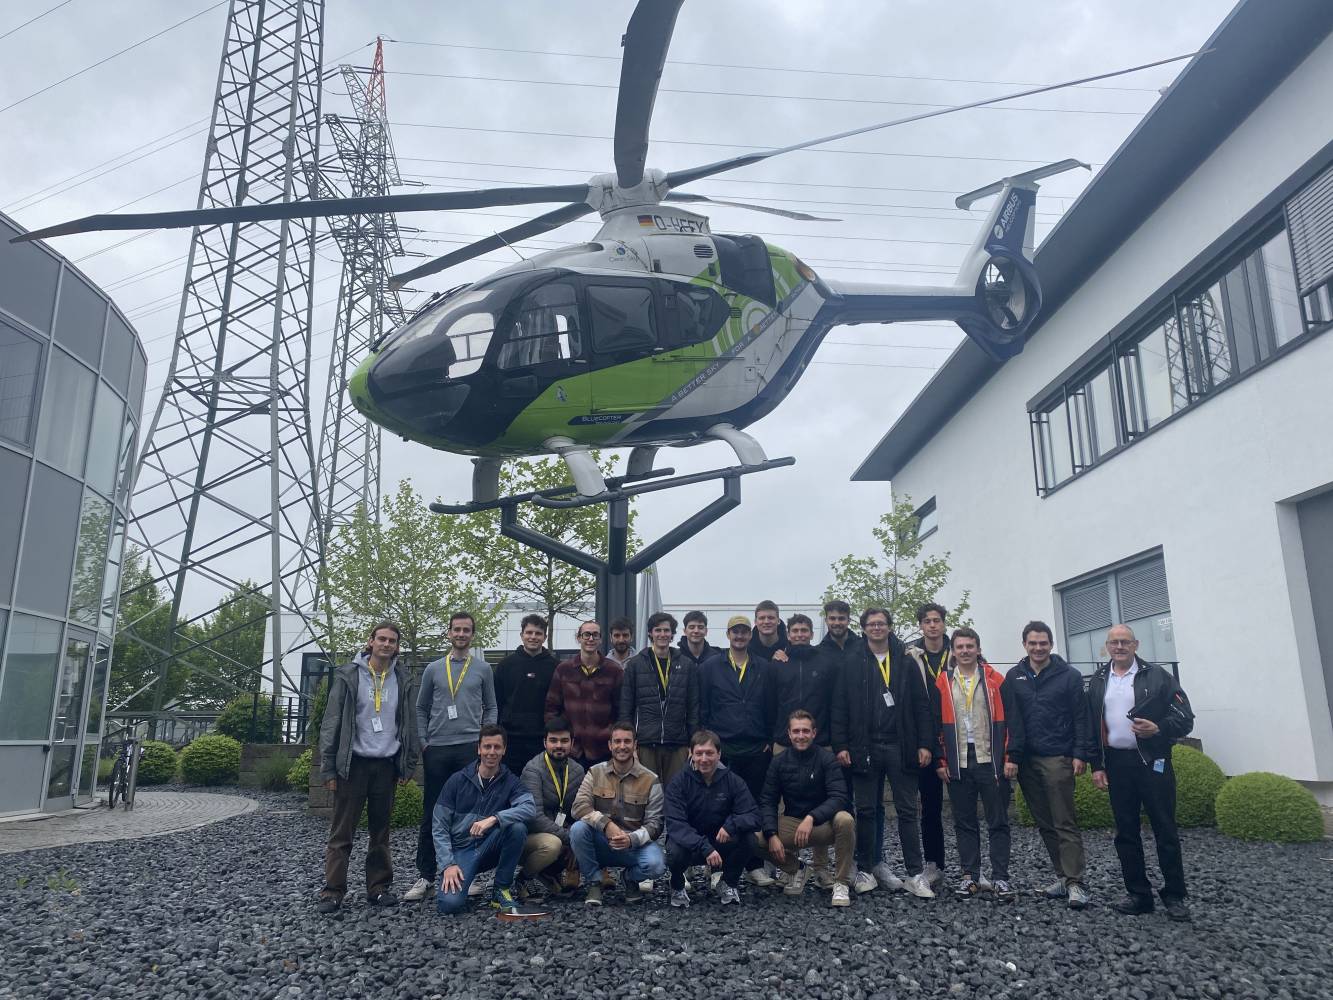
[818,630,862,674]
[1004,654,1095,760]
[677,635,721,668]
[664,763,761,855]
[760,744,848,836]
[1086,657,1194,769]
[772,643,837,746]
[493,646,559,741]
[619,645,699,747]
[748,619,788,661]
[832,632,934,773]
[698,649,776,750]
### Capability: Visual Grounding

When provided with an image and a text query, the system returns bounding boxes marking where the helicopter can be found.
[17,2,1198,504]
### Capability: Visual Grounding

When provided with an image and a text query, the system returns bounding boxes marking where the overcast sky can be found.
[1,0,1236,616]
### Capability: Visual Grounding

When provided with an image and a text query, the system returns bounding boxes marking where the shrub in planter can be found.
[215,694,283,744]
[1172,744,1226,827]
[359,779,423,829]
[136,740,180,785]
[179,734,242,786]
[1215,772,1323,843]
[256,753,292,791]
[287,748,313,789]
[1013,770,1114,829]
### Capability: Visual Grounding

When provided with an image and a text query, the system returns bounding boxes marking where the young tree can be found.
[455,453,638,630]
[107,548,192,712]
[319,479,503,664]
[187,583,269,709]
[823,493,972,641]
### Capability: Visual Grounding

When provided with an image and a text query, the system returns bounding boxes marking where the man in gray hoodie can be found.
[403,611,498,902]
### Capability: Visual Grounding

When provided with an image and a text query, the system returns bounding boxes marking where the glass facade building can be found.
[0,212,147,816]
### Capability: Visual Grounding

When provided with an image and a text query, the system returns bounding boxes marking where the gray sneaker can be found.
[872,862,903,892]
[852,869,878,894]
[718,883,741,905]
[402,877,432,902]
[923,861,944,888]
[903,873,936,899]
[1067,883,1091,910]
[583,883,603,907]
[670,887,690,908]
[1043,877,1068,899]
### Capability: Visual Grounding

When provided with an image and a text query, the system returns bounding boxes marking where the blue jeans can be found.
[435,823,526,915]
[568,820,666,882]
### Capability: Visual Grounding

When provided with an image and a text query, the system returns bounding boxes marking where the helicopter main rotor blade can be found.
[663,192,839,222]
[665,50,1206,190]
[613,0,684,189]
[390,202,593,288]
[13,184,593,243]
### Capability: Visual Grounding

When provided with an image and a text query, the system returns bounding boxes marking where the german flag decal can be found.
[637,215,655,227]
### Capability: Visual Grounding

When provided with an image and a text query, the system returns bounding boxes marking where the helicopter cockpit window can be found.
[499,281,582,370]
[673,286,729,346]
[588,285,657,355]
[445,312,494,377]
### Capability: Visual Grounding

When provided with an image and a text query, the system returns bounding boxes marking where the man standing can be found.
[317,621,419,914]
[545,621,624,771]
[664,730,762,907]
[818,600,859,661]
[749,600,789,663]
[761,711,855,907]
[699,615,777,886]
[494,614,559,773]
[1089,625,1195,921]
[935,628,1022,902]
[905,603,950,891]
[518,717,586,897]
[620,611,698,788]
[832,607,935,899]
[1005,620,1095,909]
[677,610,720,668]
[405,612,496,903]
[569,722,667,905]
[606,617,636,668]
[434,725,539,915]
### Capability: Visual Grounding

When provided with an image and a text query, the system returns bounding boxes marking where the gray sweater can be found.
[416,646,496,748]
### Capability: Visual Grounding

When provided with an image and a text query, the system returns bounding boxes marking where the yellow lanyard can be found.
[581,659,599,678]
[958,671,978,715]
[445,654,471,699]
[728,650,748,685]
[653,652,671,693]
[876,653,891,689]
[925,648,947,680]
[544,753,569,805]
[368,664,390,713]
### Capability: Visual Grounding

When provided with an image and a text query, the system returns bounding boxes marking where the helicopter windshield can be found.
[378,281,516,378]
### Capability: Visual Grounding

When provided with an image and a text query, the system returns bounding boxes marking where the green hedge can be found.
[287,748,313,789]
[1215,772,1324,843]
[215,694,283,743]
[179,734,242,786]
[255,753,292,791]
[359,779,423,829]
[97,756,115,783]
[136,740,180,785]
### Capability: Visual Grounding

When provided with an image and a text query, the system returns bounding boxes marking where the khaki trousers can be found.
[520,832,569,877]
[765,811,855,886]
[637,745,689,787]
[1018,755,1086,886]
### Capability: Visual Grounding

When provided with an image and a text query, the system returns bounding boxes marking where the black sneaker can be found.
[622,879,645,904]
[316,896,341,915]
[1113,895,1154,916]
[368,891,398,907]
[992,879,1018,903]
[1163,898,1191,922]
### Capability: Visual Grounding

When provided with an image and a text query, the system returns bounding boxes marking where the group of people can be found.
[316,600,1195,922]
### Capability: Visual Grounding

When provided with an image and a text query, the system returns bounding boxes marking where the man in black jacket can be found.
[494,614,559,772]
[832,607,936,899]
[664,730,761,907]
[906,602,951,892]
[1005,620,1095,909]
[762,710,854,906]
[1088,624,1195,922]
[621,611,698,788]
[677,610,720,668]
[749,600,789,663]
[772,615,836,749]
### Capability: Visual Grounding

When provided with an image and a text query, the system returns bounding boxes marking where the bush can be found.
[1172,744,1226,827]
[359,779,423,829]
[1014,771,1114,829]
[287,748,313,789]
[97,756,115,783]
[179,734,242,786]
[256,753,292,791]
[136,740,179,785]
[215,694,282,744]
[1215,772,1324,843]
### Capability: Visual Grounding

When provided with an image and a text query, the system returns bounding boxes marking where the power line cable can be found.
[0,0,77,43]
[0,1,227,116]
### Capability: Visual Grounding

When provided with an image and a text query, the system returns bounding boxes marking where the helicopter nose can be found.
[350,350,471,437]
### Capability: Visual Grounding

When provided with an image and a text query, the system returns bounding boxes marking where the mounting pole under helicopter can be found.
[432,458,795,631]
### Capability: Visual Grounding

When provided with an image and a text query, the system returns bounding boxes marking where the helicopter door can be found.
[496,279,589,420]
[585,279,664,418]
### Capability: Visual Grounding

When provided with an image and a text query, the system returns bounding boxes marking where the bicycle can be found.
[106,736,139,809]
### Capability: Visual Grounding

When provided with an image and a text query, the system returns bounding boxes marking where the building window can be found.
[913,497,938,541]
[0,613,64,741]
[0,320,43,447]
[35,347,95,477]
[1059,554,1176,674]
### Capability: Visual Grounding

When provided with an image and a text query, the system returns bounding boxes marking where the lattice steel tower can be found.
[126,0,326,713]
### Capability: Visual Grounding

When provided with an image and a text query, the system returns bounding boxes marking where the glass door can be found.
[44,632,91,808]
[76,641,111,803]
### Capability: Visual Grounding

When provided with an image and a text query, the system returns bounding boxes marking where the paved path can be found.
[0,791,257,854]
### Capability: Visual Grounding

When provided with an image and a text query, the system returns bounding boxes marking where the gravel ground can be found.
[1,787,1329,1000]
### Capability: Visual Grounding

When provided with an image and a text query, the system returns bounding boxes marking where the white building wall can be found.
[890,34,1333,790]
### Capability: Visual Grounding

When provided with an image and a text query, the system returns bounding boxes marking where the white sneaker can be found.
[718,884,740,905]
[872,862,903,891]
[1043,877,1068,899]
[402,877,432,902]
[852,869,877,894]
[745,866,776,887]
[783,866,810,897]
[923,862,943,888]
[670,887,690,908]
[831,883,851,907]
[638,879,654,893]
[903,873,936,899]
[710,870,722,890]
